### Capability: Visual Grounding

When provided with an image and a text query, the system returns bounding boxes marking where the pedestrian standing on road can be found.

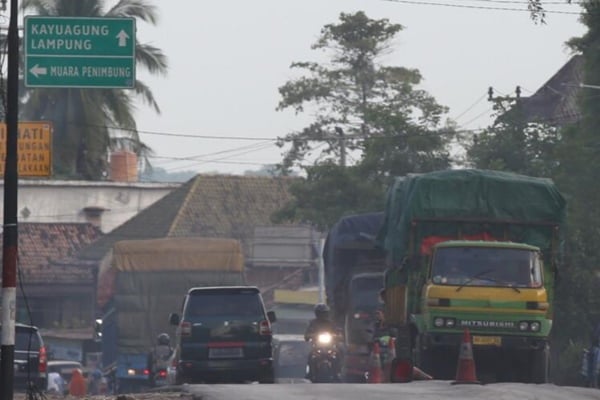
[68,368,87,397]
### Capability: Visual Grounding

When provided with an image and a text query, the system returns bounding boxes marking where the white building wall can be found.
[0,180,181,233]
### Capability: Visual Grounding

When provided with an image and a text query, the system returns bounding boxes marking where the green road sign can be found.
[24,16,136,88]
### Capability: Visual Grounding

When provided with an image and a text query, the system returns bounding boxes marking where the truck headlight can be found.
[433,317,444,328]
[530,321,541,332]
[518,321,529,331]
[445,318,456,328]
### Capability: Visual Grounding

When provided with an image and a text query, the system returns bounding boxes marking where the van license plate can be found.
[472,336,502,346]
[208,347,243,359]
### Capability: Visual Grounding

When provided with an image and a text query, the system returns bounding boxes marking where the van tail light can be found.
[158,369,167,378]
[180,321,192,337]
[259,320,272,336]
[38,345,47,373]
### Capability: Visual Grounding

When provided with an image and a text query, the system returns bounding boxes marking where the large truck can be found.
[322,212,387,382]
[378,169,566,383]
[96,237,246,393]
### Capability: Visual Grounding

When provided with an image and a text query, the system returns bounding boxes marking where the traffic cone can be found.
[367,341,383,383]
[383,337,395,382]
[413,366,433,380]
[451,328,481,385]
[68,368,88,396]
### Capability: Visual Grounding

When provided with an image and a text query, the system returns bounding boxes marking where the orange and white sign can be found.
[0,121,52,177]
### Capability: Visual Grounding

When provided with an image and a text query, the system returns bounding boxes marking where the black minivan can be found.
[169,286,276,384]
[0,323,48,391]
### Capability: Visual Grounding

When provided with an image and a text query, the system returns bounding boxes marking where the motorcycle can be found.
[151,367,169,387]
[307,331,342,383]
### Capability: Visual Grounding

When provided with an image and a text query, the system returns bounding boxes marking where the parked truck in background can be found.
[322,212,387,382]
[96,237,245,393]
[378,169,566,383]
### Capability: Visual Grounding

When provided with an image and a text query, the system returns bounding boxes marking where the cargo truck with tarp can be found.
[323,212,387,382]
[378,169,566,383]
[96,237,245,393]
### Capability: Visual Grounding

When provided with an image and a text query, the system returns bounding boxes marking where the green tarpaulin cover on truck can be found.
[378,169,567,266]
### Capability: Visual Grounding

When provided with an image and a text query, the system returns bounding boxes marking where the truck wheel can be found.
[531,345,550,384]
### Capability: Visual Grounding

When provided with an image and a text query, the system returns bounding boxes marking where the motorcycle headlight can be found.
[530,321,541,332]
[318,333,332,344]
[518,321,529,331]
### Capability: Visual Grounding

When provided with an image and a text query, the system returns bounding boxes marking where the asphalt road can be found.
[185,381,600,400]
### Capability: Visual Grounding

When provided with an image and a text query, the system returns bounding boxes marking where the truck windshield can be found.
[430,247,542,288]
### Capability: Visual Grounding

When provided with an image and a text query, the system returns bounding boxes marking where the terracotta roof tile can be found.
[79,174,296,262]
[0,223,102,284]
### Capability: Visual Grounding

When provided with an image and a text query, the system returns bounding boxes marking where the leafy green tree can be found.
[527,0,575,24]
[553,0,600,356]
[275,11,454,227]
[272,162,384,231]
[466,96,561,177]
[21,0,168,180]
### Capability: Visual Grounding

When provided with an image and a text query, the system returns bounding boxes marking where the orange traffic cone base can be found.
[367,342,383,384]
[452,328,482,385]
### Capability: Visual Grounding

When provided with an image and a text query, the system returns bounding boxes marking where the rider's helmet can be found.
[314,303,330,320]
[157,333,170,346]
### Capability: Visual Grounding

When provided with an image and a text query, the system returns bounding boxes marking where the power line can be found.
[150,140,275,166]
[460,107,494,126]
[381,0,582,15]
[157,142,279,172]
[473,0,579,4]
[452,92,489,122]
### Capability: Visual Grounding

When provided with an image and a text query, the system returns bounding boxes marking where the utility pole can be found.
[334,126,346,167]
[488,86,522,103]
[1,0,20,398]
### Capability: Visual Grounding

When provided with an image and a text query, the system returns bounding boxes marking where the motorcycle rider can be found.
[304,303,341,380]
[147,333,173,385]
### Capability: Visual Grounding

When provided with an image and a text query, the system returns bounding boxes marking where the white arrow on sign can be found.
[116,30,130,47]
[30,64,47,78]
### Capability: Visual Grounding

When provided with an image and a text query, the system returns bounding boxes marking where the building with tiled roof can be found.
[0,223,101,326]
[519,55,583,126]
[79,174,297,261]
[79,174,316,306]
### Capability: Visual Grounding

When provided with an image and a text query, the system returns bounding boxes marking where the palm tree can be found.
[21,0,168,179]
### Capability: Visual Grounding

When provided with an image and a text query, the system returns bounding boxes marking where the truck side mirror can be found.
[169,313,180,326]
[267,311,277,323]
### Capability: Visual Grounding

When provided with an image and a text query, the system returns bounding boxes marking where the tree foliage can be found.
[21,0,168,180]
[465,1,600,384]
[466,97,561,177]
[275,11,454,228]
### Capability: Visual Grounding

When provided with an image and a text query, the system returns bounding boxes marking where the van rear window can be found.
[185,292,264,319]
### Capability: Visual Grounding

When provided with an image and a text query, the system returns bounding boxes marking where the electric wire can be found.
[452,93,489,122]
[381,0,582,15]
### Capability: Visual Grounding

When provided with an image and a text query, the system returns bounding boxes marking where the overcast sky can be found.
[132,0,585,175]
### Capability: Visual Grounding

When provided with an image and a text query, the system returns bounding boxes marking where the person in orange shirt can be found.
[68,368,87,397]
